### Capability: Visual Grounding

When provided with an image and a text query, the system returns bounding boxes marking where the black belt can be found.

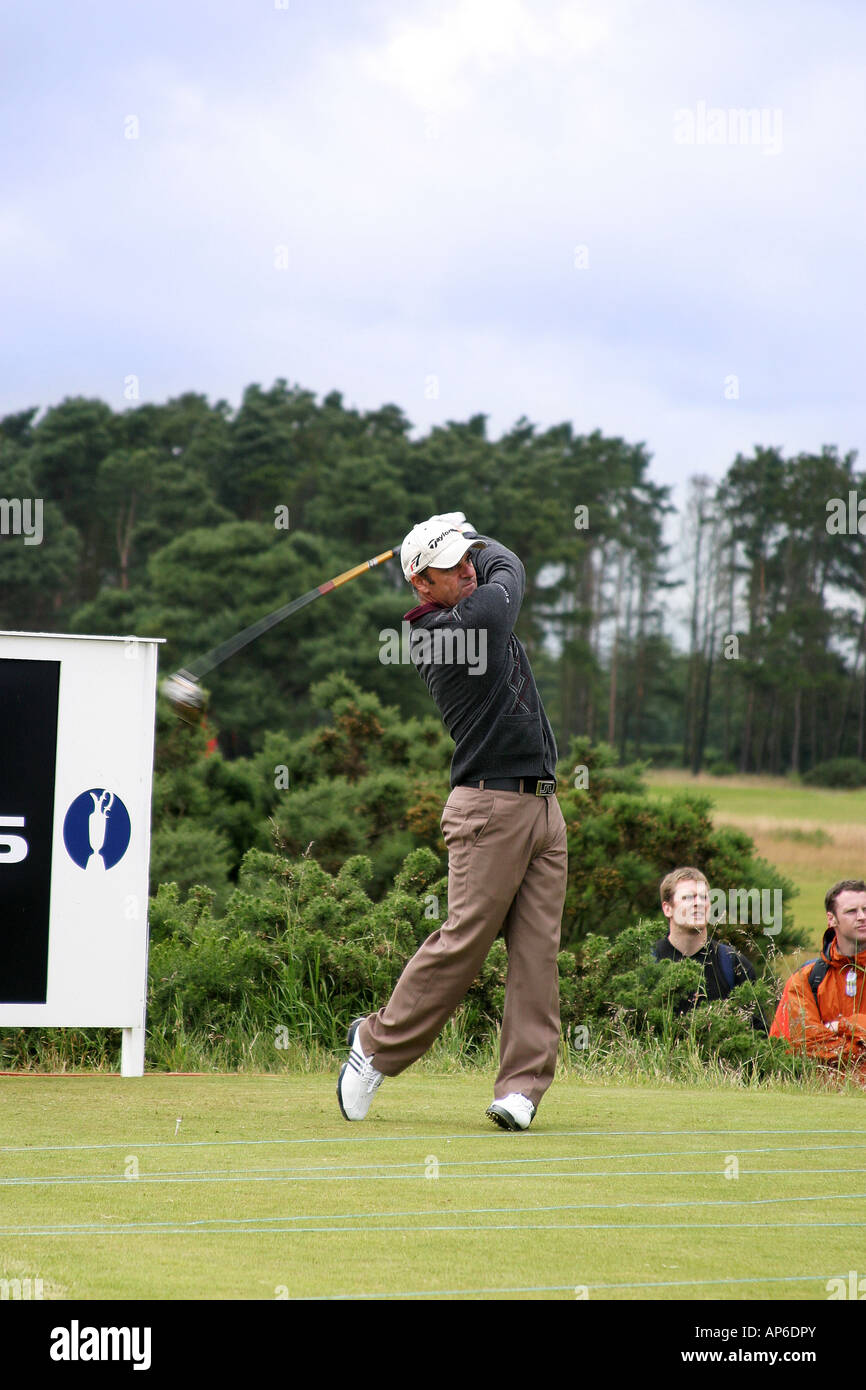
[460,777,557,796]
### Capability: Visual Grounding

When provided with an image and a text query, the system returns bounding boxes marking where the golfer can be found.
[337,513,568,1130]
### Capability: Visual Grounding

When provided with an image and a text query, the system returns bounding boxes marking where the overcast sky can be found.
[2,0,863,504]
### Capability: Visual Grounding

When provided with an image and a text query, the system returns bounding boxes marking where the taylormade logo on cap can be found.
[427,527,457,550]
[407,526,458,576]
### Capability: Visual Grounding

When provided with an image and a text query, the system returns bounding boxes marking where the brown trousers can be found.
[360,785,568,1108]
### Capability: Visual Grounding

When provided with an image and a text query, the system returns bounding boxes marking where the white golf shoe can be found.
[337,1018,384,1121]
[486,1093,536,1131]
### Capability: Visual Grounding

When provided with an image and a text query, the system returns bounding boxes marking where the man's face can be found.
[828,890,866,956]
[412,553,477,608]
[664,879,710,932]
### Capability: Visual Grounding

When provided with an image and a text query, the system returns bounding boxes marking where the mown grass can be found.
[1,1072,863,1301]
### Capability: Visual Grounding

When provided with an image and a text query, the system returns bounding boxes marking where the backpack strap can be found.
[806,956,830,1012]
[716,941,737,992]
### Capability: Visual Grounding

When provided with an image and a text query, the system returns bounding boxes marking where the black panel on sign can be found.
[0,659,60,1001]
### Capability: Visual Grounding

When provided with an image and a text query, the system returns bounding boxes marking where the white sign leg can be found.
[121,1025,146,1077]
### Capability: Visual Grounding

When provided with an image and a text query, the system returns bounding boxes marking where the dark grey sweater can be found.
[403,537,558,787]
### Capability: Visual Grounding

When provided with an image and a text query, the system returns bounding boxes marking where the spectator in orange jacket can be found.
[771,879,866,1065]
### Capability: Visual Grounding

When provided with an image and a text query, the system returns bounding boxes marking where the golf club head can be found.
[161,669,207,725]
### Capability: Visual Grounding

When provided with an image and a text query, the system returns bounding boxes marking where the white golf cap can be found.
[401,516,486,581]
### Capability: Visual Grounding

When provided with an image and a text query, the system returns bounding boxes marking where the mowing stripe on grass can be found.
[4,1188,865,1236]
[315,1273,837,1299]
[0,1127,859,1155]
[5,1166,866,1187]
[3,1220,866,1235]
[4,1141,863,1183]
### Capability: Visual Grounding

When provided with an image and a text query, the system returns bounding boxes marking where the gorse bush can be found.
[148,821,234,908]
[566,920,809,1078]
[152,673,452,901]
[151,681,804,956]
[144,848,805,1079]
[555,738,802,953]
[2,844,812,1078]
[147,846,512,1057]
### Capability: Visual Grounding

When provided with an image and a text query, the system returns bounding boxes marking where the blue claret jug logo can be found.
[63,789,131,871]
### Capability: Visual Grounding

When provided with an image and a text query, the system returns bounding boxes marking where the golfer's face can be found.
[670,880,710,930]
[829,891,866,955]
[421,554,477,606]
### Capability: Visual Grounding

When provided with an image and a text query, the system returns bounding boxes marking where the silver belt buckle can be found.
[535,779,556,796]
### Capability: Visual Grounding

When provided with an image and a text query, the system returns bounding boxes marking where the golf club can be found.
[162,543,401,722]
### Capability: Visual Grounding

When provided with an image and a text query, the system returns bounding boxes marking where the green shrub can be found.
[144,681,806,1068]
[147,847,453,1052]
[565,920,810,1078]
[555,738,802,954]
[151,682,803,957]
[148,822,234,903]
[802,757,866,788]
[145,854,808,1079]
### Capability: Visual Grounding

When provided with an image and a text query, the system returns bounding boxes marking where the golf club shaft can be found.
[186,544,401,680]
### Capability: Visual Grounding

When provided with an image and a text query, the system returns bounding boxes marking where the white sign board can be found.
[0,631,162,1075]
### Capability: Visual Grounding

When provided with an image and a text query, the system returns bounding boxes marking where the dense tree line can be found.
[682,446,866,773]
[0,381,862,771]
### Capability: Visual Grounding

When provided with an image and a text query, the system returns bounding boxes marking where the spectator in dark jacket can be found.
[653,867,764,1026]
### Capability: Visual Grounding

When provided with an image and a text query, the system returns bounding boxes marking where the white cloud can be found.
[361,0,609,110]
[0,0,863,494]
